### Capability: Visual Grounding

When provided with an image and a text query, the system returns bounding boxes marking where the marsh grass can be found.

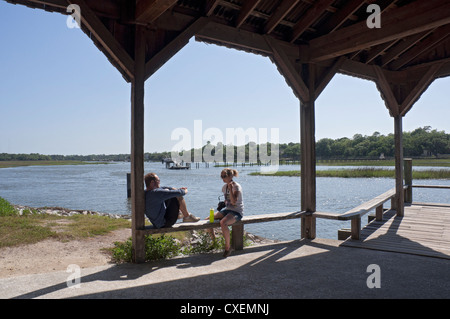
[0,160,109,168]
[250,168,450,179]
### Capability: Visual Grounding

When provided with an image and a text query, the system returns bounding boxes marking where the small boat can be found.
[168,162,191,170]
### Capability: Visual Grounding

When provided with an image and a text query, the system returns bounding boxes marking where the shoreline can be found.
[11,203,276,246]
[12,203,132,220]
[1,203,276,278]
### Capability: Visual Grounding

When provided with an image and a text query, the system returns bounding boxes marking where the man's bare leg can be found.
[177,196,200,222]
[177,196,190,218]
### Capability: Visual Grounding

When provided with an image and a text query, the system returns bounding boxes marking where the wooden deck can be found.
[341,203,450,259]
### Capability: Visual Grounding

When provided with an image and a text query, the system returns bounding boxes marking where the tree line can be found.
[1,127,448,162]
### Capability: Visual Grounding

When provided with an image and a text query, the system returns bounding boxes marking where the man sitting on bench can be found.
[144,173,200,228]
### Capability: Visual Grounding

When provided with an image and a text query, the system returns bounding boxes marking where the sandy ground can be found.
[0,228,274,279]
[0,228,131,279]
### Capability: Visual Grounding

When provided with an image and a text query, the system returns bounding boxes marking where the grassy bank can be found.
[0,197,250,263]
[0,160,110,169]
[250,168,450,179]
[0,201,131,249]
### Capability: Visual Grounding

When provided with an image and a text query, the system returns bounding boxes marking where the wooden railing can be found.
[404,158,450,203]
[140,159,448,250]
[312,188,397,240]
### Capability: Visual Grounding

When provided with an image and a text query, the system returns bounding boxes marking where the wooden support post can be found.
[351,217,361,240]
[375,204,383,221]
[394,115,404,217]
[231,224,244,250]
[127,173,131,198]
[300,64,316,239]
[131,25,146,263]
[404,158,413,203]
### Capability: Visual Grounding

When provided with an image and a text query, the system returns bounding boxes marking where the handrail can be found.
[412,185,450,189]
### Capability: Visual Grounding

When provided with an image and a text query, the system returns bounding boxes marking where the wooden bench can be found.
[312,188,397,240]
[137,211,308,250]
[136,188,399,250]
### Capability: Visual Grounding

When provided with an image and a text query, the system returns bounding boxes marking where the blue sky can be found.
[1,1,449,155]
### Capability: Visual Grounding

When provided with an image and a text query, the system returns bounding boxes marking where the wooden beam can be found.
[300,63,316,239]
[393,115,404,217]
[196,21,273,55]
[338,58,378,81]
[135,0,177,23]
[20,0,68,9]
[131,25,146,263]
[68,0,134,80]
[436,60,450,78]
[373,61,443,117]
[235,0,261,29]
[290,0,335,43]
[309,0,450,62]
[373,66,399,116]
[315,56,346,98]
[399,63,443,116]
[263,0,299,34]
[264,36,309,102]
[145,17,210,80]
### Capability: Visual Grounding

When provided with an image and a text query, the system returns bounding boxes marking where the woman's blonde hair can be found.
[221,168,238,178]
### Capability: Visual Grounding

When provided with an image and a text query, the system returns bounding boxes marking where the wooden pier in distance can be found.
[341,203,450,259]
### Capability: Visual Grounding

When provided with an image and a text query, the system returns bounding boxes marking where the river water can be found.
[0,162,449,241]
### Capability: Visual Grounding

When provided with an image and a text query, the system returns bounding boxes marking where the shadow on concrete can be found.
[9,237,449,299]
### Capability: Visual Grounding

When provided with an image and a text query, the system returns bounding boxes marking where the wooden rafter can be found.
[374,62,444,117]
[398,63,444,116]
[196,21,273,55]
[145,17,210,80]
[67,0,134,80]
[309,0,450,62]
[316,0,366,35]
[264,35,309,103]
[205,0,220,16]
[380,30,432,67]
[290,0,335,43]
[364,40,397,64]
[235,0,261,29]
[389,24,450,70]
[135,0,177,23]
[314,56,346,98]
[263,0,299,34]
[374,66,400,116]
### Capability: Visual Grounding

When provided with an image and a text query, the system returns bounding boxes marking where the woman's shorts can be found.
[219,209,243,222]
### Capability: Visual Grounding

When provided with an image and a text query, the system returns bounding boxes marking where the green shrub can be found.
[111,231,232,263]
[145,234,181,261]
[0,197,18,216]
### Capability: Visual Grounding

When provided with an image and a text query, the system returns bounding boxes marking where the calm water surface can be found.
[0,162,449,240]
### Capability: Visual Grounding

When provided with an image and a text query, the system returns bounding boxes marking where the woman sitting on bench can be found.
[208,168,244,258]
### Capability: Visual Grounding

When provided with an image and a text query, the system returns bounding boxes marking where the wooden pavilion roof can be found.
[4,0,450,115]
[5,0,448,263]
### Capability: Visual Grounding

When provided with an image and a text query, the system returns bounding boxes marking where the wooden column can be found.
[404,158,413,203]
[300,64,316,239]
[131,25,146,263]
[394,115,404,217]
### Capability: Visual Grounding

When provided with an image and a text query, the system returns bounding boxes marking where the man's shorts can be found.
[163,197,180,227]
